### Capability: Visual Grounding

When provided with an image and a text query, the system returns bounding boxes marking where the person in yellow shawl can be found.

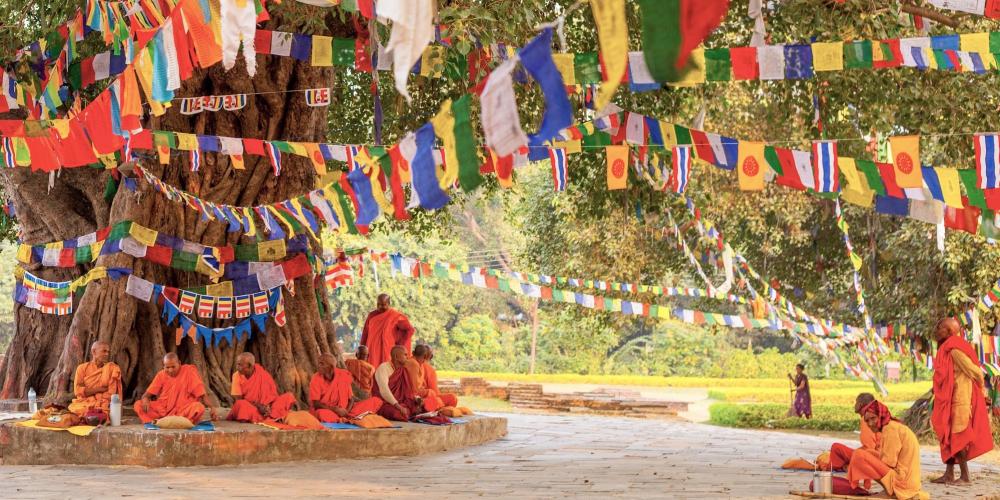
[68,341,122,417]
[847,400,928,499]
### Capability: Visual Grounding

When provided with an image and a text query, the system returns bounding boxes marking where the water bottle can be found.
[27,387,37,414]
[109,394,122,426]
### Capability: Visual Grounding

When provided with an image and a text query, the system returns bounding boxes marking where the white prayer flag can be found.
[480,59,529,157]
[758,45,785,80]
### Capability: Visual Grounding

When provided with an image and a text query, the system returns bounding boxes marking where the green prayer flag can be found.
[674,125,692,145]
[932,49,951,69]
[958,169,987,209]
[855,160,886,196]
[990,31,1000,54]
[108,220,131,241]
[574,52,602,84]
[234,243,259,262]
[635,0,682,82]
[74,245,92,264]
[171,250,198,272]
[68,61,82,90]
[452,95,483,192]
[843,40,873,69]
[980,210,1000,239]
[331,184,359,234]
[581,130,611,148]
[103,176,118,202]
[704,48,731,81]
[764,145,783,175]
[340,0,357,11]
[272,141,293,154]
[332,38,355,67]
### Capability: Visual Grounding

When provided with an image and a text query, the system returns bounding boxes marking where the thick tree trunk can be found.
[902,390,1000,446]
[0,19,349,405]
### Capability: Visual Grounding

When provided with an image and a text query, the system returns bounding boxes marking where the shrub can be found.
[708,384,930,405]
[709,403,909,432]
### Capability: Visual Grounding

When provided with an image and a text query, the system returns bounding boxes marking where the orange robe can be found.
[421,360,458,407]
[360,308,414,369]
[829,419,880,471]
[227,364,296,423]
[404,359,445,412]
[133,364,207,424]
[931,335,994,462]
[847,421,928,499]
[308,368,383,423]
[68,361,122,416]
[345,358,375,395]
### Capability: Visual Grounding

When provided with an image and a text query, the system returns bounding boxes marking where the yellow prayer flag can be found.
[551,53,576,85]
[205,281,234,297]
[267,206,295,236]
[230,154,245,170]
[421,46,447,78]
[670,49,705,87]
[960,32,995,69]
[811,42,844,72]
[659,120,678,147]
[157,145,170,164]
[175,133,198,151]
[304,143,326,177]
[288,198,317,239]
[839,158,873,208]
[258,239,286,261]
[51,119,71,139]
[16,244,30,263]
[889,135,922,188]
[129,224,159,247]
[430,99,458,190]
[552,140,582,155]
[606,145,629,190]
[935,167,963,208]
[242,207,257,238]
[590,0,628,111]
[312,35,333,66]
[736,141,765,191]
[923,47,938,69]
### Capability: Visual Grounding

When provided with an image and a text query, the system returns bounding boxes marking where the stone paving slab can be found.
[0,412,997,499]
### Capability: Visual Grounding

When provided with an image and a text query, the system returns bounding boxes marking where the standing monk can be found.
[374,346,420,421]
[228,352,297,423]
[68,341,122,417]
[135,353,218,424]
[360,294,414,370]
[344,345,375,397]
[309,353,383,423]
[930,317,994,484]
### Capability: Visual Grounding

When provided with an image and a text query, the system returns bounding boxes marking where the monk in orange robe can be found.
[309,353,383,423]
[824,393,880,471]
[846,401,928,499]
[360,294,414,370]
[68,341,122,416]
[404,345,447,413]
[419,345,459,408]
[930,317,994,484]
[344,345,375,397]
[227,352,297,423]
[135,353,218,424]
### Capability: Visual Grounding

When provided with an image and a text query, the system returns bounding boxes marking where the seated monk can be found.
[68,341,122,417]
[374,346,421,421]
[847,401,928,499]
[344,345,375,397]
[824,393,879,471]
[420,345,464,411]
[228,352,297,423]
[135,353,218,424]
[404,345,447,413]
[309,353,383,423]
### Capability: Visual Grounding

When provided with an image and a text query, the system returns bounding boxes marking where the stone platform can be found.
[0,415,506,467]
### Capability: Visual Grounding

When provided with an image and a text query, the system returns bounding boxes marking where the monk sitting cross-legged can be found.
[930,317,994,484]
[227,352,297,423]
[135,353,218,424]
[419,345,472,415]
[823,393,880,471]
[309,353,383,423]
[360,293,415,370]
[846,401,928,499]
[374,345,421,421]
[68,341,122,417]
[344,345,375,397]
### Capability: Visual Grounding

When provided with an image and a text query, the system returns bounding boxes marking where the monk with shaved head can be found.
[309,353,384,423]
[374,345,421,421]
[135,353,218,424]
[345,345,375,397]
[930,317,994,484]
[68,341,122,417]
[360,294,415,370]
[227,352,297,423]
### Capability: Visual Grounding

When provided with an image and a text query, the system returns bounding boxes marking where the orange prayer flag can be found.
[737,141,765,191]
[606,145,629,190]
[230,154,245,170]
[305,143,326,176]
[889,135,922,188]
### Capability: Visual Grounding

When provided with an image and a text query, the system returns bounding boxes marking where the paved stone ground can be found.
[1,412,998,499]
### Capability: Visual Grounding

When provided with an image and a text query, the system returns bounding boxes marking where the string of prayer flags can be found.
[550,148,568,192]
[635,0,729,82]
[125,274,292,321]
[179,94,248,114]
[304,88,331,107]
[14,266,129,314]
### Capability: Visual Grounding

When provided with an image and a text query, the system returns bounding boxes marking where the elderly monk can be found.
[135,353,218,424]
[374,346,421,421]
[822,393,879,471]
[68,341,122,416]
[344,345,375,397]
[847,401,928,499]
[360,294,415,370]
[228,352,297,423]
[930,317,994,484]
[309,353,383,423]
[419,345,460,409]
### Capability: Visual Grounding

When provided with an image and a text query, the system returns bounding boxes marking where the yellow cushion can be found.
[354,414,393,429]
[781,457,815,470]
[284,411,324,430]
[155,416,194,429]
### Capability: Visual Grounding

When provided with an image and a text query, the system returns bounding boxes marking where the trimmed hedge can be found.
[707,384,929,405]
[708,403,909,432]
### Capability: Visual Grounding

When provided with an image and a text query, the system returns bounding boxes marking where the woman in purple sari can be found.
[788,363,812,418]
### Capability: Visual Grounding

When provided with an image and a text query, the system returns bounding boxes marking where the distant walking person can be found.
[788,363,812,419]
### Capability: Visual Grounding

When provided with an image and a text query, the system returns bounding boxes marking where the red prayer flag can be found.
[945,199,980,234]
[876,162,906,198]
[730,46,759,80]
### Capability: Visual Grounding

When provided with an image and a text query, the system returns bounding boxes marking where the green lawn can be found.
[708,402,910,432]
[459,396,512,413]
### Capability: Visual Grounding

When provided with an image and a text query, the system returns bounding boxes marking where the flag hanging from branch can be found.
[636,0,729,82]
[975,133,1000,189]
[549,147,568,192]
[811,140,840,192]
[670,145,692,193]
[589,0,628,111]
